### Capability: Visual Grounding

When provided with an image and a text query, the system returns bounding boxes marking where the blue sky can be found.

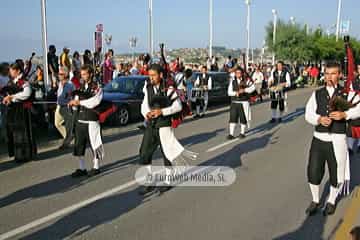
[1,0,359,61]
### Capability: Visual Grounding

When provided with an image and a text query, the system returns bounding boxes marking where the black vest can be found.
[76,81,99,121]
[272,71,288,86]
[315,87,347,134]
[231,78,251,102]
[199,74,210,86]
[146,82,173,128]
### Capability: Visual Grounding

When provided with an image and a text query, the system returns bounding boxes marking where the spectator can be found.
[83,49,92,66]
[72,51,81,75]
[48,45,59,86]
[55,66,75,149]
[310,64,320,86]
[252,67,264,102]
[71,71,81,90]
[130,62,139,75]
[102,52,113,84]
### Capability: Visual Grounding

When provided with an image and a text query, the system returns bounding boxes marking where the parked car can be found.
[103,76,147,125]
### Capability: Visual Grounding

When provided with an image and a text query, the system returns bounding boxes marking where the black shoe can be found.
[305,201,320,216]
[193,115,199,119]
[227,135,236,140]
[200,114,205,118]
[269,118,276,123]
[88,168,101,177]
[58,144,70,150]
[15,158,27,164]
[277,118,282,123]
[239,134,246,139]
[71,169,88,178]
[138,185,157,196]
[323,203,336,216]
[158,185,173,194]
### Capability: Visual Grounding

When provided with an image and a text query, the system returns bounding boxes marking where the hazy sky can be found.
[1,0,359,61]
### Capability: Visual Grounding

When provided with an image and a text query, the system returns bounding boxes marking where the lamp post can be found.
[245,0,251,67]
[272,9,277,66]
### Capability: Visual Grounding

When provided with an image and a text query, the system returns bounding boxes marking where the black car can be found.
[192,71,230,104]
[103,76,147,125]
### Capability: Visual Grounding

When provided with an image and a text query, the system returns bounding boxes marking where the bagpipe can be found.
[241,53,257,103]
[157,43,191,128]
[329,36,360,138]
[72,87,117,124]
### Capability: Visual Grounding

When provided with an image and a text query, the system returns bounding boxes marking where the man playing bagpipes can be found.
[1,62,37,163]
[268,61,291,123]
[138,64,197,196]
[227,66,255,140]
[68,65,105,178]
[304,58,360,216]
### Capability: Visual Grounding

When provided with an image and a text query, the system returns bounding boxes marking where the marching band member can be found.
[194,65,212,118]
[227,67,255,140]
[305,62,360,216]
[68,65,104,178]
[268,61,291,123]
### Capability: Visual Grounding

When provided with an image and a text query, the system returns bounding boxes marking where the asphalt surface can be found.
[0,87,359,240]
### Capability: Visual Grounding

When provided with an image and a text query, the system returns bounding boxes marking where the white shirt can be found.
[11,74,32,102]
[252,71,264,84]
[268,70,291,88]
[228,78,255,98]
[195,74,212,90]
[305,86,360,142]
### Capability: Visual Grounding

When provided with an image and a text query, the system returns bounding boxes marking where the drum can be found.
[269,86,284,101]
[191,87,204,99]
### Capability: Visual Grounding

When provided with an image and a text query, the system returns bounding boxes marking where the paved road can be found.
[0,87,359,240]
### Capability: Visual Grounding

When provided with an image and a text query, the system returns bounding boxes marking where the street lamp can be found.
[209,0,213,58]
[129,37,137,61]
[148,0,154,56]
[245,0,251,67]
[335,0,342,42]
[272,9,277,66]
[40,0,49,92]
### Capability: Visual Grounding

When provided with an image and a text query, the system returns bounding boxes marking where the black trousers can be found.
[307,137,338,187]
[271,99,285,111]
[73,121,90,157]
[139,126,172,166]
[229,102,247,124]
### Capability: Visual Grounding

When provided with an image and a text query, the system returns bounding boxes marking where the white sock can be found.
[309,183,320,203]
[327,186,339,205]
[271,109,278,119]
[79,158,86,170]
[348,137,355,150]
[240,124,246,135]
[203,102,208,113]
[93,158,99,169]
[279,111,284,118]
[145,165,152,174]
[196,106,200,115]
[229,123,236,136]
